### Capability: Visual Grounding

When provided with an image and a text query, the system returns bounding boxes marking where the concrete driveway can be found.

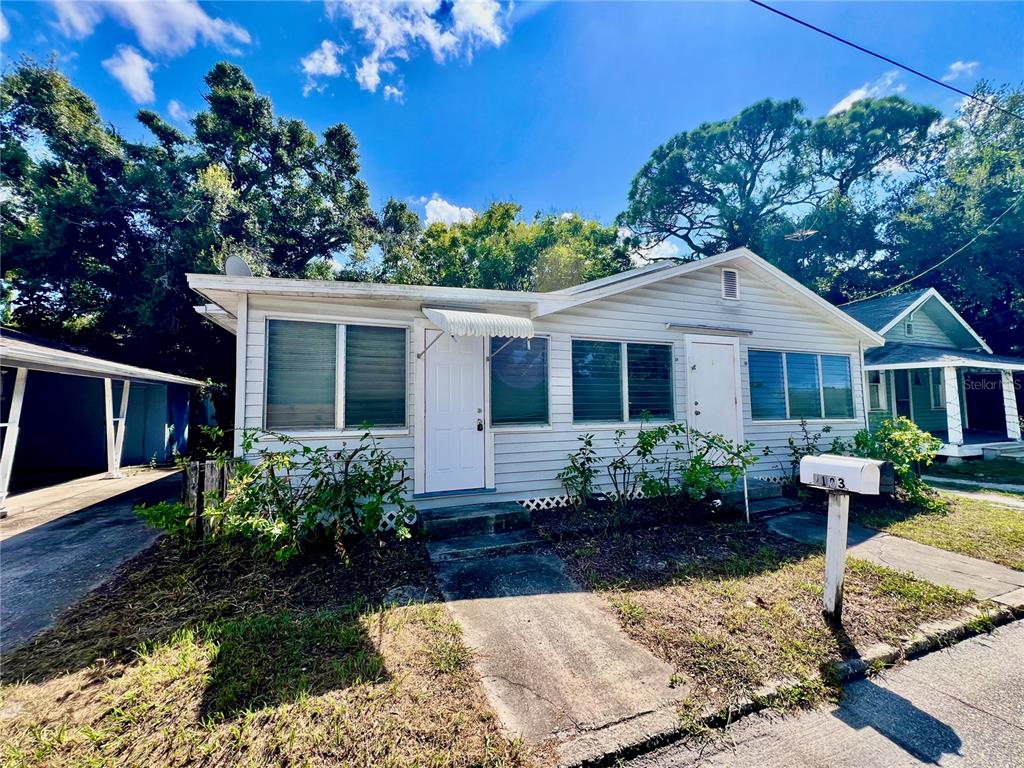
[0,471,179,654]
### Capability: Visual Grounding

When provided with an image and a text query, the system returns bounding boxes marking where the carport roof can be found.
[864,342,1024,372]
[0,329,204,386]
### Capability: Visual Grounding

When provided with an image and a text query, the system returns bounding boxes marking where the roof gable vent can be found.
[721,268,740,300]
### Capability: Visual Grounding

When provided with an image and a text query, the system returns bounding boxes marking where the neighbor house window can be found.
[571,339,673,423]
[867,371,887,411]
[929,368,946,409]
[748,350,855,421]
[265,319,406,431]
[490,337,549,426]
[266,320,338,430]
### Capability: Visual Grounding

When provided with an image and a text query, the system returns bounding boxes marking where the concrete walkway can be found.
[768,512,1024,607]
[937,487,1024,510]
[0,471,179,653]
[433,550,688,766]
[923,474,1024,495]
[628,620,1024,768]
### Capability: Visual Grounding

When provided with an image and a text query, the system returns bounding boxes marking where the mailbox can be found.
[800,454,895,496]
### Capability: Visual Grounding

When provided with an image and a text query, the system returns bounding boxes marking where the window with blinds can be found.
[748,349,855,421]
[572,340,623,422]
[266,320,337,430]
[627,343,673,419]
[345,325,407,428]
[490,337,549,426]
[265,319,406,431]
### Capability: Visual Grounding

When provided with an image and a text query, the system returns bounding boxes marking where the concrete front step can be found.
[419,501,531,539]
[747,496,802,519]
[425,529,543,562]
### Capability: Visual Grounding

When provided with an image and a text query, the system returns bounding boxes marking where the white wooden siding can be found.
[239,260,869,510]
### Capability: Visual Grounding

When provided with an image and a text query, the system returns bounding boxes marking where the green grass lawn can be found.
[926,458,1024,485]
[545,514,979,720]
[0,538,534,768]
[853,492,1024,571]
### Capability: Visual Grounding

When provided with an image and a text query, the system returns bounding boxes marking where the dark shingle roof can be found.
[864,343,1024,369]
[840,289,930,332]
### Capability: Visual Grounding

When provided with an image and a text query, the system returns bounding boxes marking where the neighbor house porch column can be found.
[103,378,131,478]
[1002,370,1022,441]
[0,367,28,517]
[943,366,963,446]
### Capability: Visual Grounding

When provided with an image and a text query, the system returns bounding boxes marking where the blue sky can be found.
[3,1,1022,235]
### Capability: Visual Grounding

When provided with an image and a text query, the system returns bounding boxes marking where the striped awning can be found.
[422,308,534,339]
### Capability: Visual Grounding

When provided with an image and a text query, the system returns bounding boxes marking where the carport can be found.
[0,330,203,517]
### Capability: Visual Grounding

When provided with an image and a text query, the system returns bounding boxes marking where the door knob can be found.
[695,410,702,416]
[476,419,484,431]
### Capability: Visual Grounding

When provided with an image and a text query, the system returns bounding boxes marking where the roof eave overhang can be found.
[877,288,993,354]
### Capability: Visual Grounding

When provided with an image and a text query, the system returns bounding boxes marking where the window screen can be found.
[491,337,548,425]
[627,343,673,419]
[572,340,623,422]
[785,352,823,419]
[266,320,337,430]
[344,325,406,428]
[821,355,854,418]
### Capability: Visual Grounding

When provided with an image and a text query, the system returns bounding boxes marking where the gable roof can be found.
[841,288,991,353]
[187,247,884,346]
[840,289,930,332]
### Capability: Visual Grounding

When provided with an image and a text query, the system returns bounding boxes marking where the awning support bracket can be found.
[416,332,455,360]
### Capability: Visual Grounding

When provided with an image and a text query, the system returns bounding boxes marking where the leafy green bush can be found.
[557,433,599,512]
[780,420,852,488]
[854,417,942,504]
[135,500,193,541]
[207,429,414,562]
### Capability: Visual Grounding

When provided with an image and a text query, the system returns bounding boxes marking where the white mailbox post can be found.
[800,455,896,620]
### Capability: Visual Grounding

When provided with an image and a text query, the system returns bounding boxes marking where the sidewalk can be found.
[767,512,1024,607]
[923,474,1024,495]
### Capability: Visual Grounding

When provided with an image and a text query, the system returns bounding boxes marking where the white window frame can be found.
[929,368,946,409]
[748,349,858,423]
[866,370,888,412]
[570,337,675,426]
[263,316,410,437]
[488,334,552,430]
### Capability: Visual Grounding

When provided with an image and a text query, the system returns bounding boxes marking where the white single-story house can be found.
[188,247,891,514]
[0,329,204,515]
[842,288,1024,461]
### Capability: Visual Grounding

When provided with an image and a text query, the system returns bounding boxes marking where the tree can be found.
[1,59,377,380]
[393,204,629,291]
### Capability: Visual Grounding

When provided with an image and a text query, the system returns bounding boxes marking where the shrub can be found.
[557,433,599,512]
[780,420,852,488]
[206,429,414,562]
[135,500,193,541]
[853,416,942,504]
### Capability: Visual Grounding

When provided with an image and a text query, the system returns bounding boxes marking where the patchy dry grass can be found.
[926,458,1024,484]
[853,492,1024,571]
[0,538,532,768]
[548,516,977,717]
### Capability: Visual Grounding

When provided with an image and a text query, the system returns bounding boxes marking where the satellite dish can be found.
[224,255,253,277]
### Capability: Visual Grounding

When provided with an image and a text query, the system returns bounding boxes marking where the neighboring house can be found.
[0,329,203,512]
[188,247,884,514]
[843,288,1024,461]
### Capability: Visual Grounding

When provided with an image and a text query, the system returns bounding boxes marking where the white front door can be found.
[424,331,487,492]
[687,338,742,444]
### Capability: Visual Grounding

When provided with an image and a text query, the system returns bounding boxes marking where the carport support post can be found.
[1002,371,1022,441]
[943,367,963,446]
[823,491,850,621]
[0,367,28,517]
[104,378,131,479]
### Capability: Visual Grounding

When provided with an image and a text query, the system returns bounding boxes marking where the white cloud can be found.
[618,228,681,266]
[103,45,156,103]
[51,0,250,57]
[828,70,905,116]
[383,84,404,103]
[301,40,346,96]
[941,60,979,82]
[326,0,507,95]
[424,195,475,226]
[1,10,11,43]
[167,99,188,122]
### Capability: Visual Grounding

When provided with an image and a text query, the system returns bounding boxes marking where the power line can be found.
[843,189,1024,305]
[748,0,1024,124]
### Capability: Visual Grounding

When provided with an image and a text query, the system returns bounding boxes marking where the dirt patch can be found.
[0,537,535,767]
[541,509,979,717]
